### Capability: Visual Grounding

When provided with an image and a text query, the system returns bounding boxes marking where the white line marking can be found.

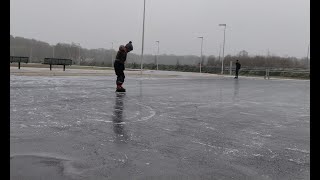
[285,148,309,154]
[239,112,259,116]
[191,140,216,148]
[90,119,113,123]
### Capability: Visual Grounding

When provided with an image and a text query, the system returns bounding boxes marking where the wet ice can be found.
[10,70,310,179]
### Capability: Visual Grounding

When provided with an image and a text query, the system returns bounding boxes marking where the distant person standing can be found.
[114,41,133,92]
[234,60,241,79]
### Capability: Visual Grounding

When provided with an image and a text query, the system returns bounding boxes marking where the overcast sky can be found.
[10,0,310,58]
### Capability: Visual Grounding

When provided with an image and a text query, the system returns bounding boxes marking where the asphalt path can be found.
[10,68,310,179]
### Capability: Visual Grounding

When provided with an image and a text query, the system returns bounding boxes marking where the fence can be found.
[234,67,310,79]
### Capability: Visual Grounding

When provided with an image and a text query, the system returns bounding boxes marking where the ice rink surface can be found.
[10,68,310,179]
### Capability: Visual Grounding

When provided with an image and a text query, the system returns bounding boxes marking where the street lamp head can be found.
[197,36,203,39]
[219,24,226,26]
[156,41,159,43]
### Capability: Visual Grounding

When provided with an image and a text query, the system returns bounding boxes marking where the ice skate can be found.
[116,85,126,93]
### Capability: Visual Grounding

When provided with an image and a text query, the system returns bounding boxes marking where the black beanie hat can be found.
[125,41,133,51]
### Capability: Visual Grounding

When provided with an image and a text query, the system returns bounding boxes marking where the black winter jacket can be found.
[115,50,127,63]
[236,62,241,70]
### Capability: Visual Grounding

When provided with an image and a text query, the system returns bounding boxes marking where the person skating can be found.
[234,60,241,79]
[114,41,133,92]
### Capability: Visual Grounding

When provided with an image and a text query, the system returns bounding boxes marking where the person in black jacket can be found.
[234,60,241,79]
[114,41,133,92]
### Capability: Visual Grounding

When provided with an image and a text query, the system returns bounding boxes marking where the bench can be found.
[10,56,29,69]
[43,58,72,71]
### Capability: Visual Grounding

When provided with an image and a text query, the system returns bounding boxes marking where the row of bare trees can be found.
[10,35,308,69]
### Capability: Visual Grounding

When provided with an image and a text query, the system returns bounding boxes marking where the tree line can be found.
[10,35,308,69]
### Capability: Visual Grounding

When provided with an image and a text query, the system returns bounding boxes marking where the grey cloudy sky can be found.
[10,0,310,58]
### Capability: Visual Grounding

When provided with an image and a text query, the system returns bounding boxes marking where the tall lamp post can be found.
[140,0,146,75]
[218,44,222,62]
[219,24,226,74]
[197,37,203,73]
[307,43,310,70]
[156,41,159,70]
[30,47,32,63]
[111,42,114,68]
[78,44,81,65]
[73,43,81,65]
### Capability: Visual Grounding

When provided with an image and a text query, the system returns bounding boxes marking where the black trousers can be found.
[114,60,125,85]
[235,69,239,77]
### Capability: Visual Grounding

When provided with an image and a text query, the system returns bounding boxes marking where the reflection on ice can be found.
[112,93,129,143]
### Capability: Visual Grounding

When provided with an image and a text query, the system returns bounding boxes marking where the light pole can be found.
[219,24,226,74]
[198,37,203,73]
[140,0,146,75]
[307,43,310,70]
[111,42,114,68]
[156,41,159,70]
[30,47,32,63]
[75,43,81,65]
[218,44,222,62]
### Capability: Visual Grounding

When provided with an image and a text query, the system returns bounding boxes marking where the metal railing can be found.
[231,67,310,79]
